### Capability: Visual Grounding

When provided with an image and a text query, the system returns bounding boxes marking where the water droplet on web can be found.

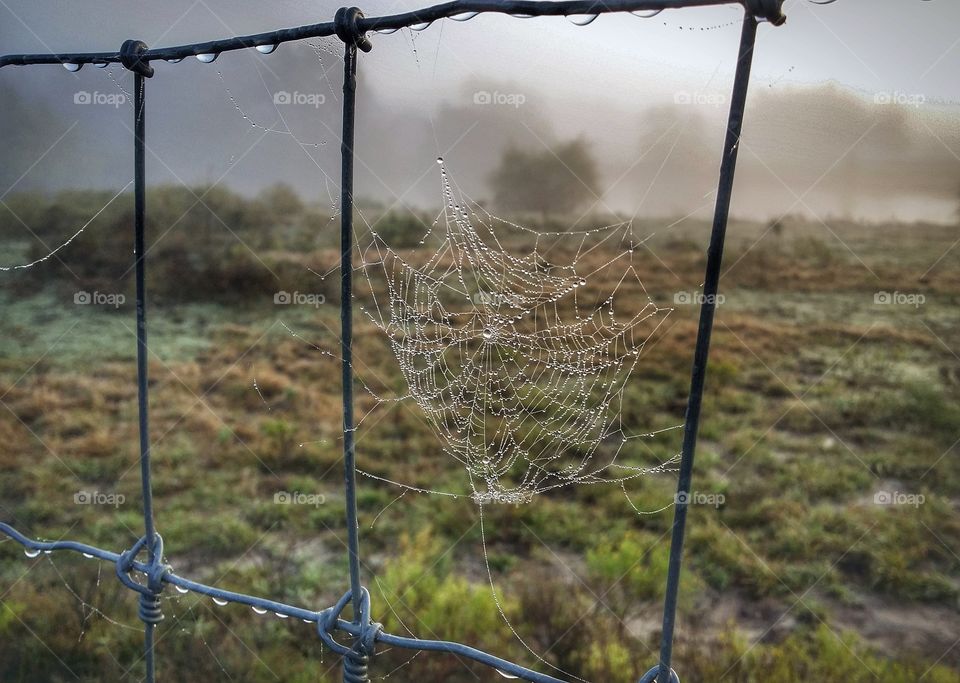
[449,11,479,21]
[483,328,495,341]
[436,156,444,164]
[566,14,599,26]
[252,606,268,615]
[410,21,432,31]
[213,597,228,606]
[24,549,41,558]
[256,44,278,54]
[63,63,81,72]
[196,53,218,63]
[175,585,190,594]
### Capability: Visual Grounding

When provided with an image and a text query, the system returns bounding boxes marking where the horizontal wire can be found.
[0,521,568,683]
[0,0,782,68]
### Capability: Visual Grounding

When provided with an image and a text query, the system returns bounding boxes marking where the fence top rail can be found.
[0,0,785,69]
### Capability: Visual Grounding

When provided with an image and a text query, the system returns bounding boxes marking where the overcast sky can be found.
[0,0,958,222]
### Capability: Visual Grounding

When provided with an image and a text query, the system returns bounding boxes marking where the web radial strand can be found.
[358,160,678,504]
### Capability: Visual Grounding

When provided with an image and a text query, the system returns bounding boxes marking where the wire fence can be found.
[0,1,786,681]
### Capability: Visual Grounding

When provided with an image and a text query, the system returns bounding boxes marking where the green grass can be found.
[0,190,958,681]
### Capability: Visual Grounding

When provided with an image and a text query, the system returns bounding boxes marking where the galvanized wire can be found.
[0,2,784,681]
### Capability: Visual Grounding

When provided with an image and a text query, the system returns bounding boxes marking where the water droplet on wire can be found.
[196,53,218,63]
[63,63,81,72]
[256,44,277,54]
[566,14,599,26]
[213,597,228,606]
[24,548,41,558]
[449,11,479,21]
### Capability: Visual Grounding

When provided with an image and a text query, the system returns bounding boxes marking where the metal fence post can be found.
[655,12,759,683]
[335,7,373,682]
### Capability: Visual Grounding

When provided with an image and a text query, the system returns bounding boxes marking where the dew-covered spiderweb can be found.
[350,158,680,507]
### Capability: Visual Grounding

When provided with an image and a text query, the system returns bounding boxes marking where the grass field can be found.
[0,187,958,682]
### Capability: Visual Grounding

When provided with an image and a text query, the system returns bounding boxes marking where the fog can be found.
[0,0,958,223]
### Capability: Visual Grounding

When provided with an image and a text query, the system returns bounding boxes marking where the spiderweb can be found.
[354,159,679,506]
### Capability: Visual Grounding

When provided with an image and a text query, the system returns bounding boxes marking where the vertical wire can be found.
[133,71,157,683]
[656,13,758,683]
[339,41,364,630]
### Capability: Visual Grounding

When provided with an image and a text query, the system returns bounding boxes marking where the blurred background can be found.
[0,1,958,681]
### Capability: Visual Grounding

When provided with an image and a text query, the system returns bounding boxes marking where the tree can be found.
[488,138,601,218]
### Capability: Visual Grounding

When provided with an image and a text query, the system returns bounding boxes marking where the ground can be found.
[0,191,958,682]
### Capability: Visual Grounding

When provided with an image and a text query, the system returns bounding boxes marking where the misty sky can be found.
[1,0,958,223]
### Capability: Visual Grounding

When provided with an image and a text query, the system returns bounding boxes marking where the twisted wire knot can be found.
[342,651,369,683]
[334,7,373,52]
[116,534,169,625]
[119,39,154,77]
[743,0,786,25]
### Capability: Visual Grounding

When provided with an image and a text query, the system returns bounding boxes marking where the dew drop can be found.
[165,57,183,64]
[496,668,519,678]
[436,156,443,164]
[483,328,495,341]
[94,61,109,69]
[410,21,432,31]
[449,11,479,21]
[567,14,599,26]
[275,612,289,619]
[374,27,399,34]
[632,9,664,18]
[63,63,81,72]
[252,606,268,615]
[175,585,190,594]
[82,552,95,559]
[213,597,229,606]
[256,44,277,54]
[196,53,218,63]
[24,548,41,558]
